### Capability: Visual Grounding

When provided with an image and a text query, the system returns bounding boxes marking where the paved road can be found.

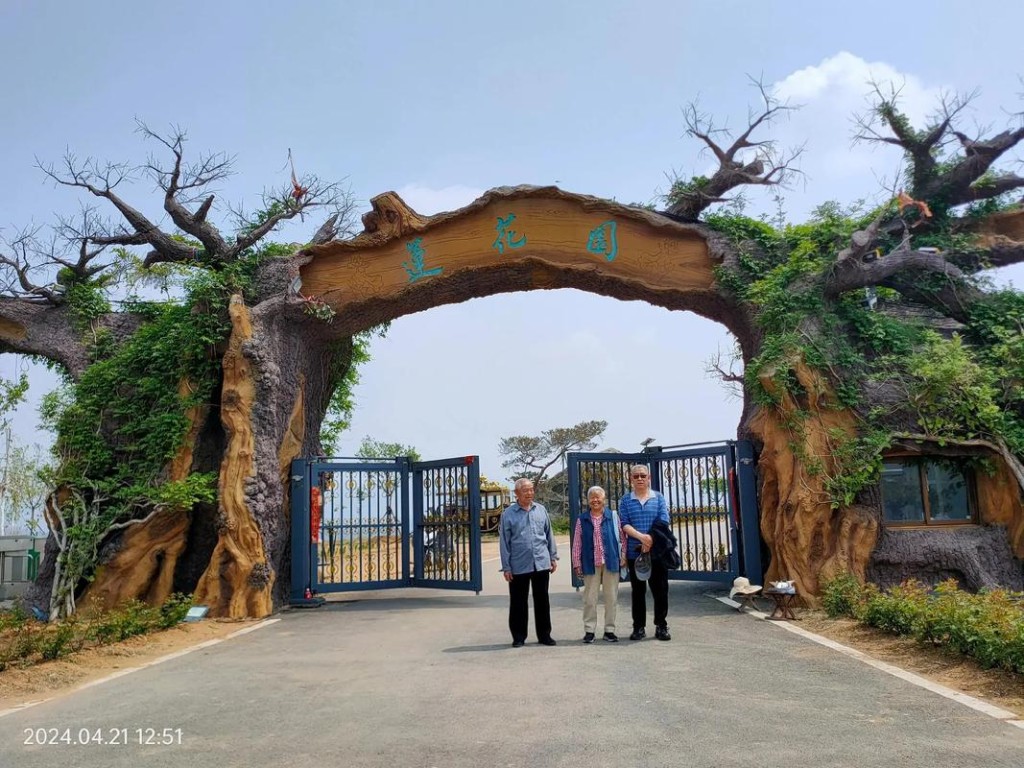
[2,561,1022,767]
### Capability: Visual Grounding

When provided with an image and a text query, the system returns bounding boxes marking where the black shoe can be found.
[512,639,525,648]
[603,632,619,643]
[629,628,646,641]
[582,632,595,644]
[538,637,557,646]
[655,626,671,641]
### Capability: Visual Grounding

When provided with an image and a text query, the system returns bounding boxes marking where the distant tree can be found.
[0,438,52,535]
[0,372,28,428]
[498,419,608,493]
[355,435,422,462]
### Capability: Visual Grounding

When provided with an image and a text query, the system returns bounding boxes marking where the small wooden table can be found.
[763,588,798,620]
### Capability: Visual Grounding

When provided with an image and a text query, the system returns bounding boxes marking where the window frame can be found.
[879,454,978,528]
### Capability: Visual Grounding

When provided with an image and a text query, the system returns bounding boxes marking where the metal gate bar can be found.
[289,458,410,597]
[652,446,737,581]
[319,463,407,589]
[567,441,762,587]
[412,457,482,592]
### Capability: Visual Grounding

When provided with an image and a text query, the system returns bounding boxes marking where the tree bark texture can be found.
[745,358,880,604]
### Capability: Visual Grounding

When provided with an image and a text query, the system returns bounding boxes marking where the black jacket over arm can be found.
[650,519,680,570]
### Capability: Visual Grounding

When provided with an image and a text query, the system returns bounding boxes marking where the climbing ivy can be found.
[706,202,1024,507]
[41,241,295,613]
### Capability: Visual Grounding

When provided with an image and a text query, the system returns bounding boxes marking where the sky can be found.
[1,1,1023,486]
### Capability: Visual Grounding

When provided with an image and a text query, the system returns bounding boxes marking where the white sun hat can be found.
[729,576,762,598]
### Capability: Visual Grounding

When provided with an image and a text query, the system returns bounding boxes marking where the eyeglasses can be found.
[631,474,648,479]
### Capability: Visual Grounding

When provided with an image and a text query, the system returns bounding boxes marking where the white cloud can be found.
[773,51,940,123]
[751,52,949,219]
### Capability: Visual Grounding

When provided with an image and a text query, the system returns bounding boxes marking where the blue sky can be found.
[2,1,1023,483]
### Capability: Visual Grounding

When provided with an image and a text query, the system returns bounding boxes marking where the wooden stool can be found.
[764,588,798,620]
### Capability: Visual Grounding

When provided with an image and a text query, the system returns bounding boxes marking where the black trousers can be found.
[628,557,669,630]
[508,569,552,642]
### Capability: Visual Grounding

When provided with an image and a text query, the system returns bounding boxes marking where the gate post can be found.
[643,444,664,494]
[733,440,764,582]
[467,456,483,593]
[290,458,312,603]
[399,456,411,586]
[567,455,581,590]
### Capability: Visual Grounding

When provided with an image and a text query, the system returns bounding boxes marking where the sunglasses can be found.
[631,474,649,479]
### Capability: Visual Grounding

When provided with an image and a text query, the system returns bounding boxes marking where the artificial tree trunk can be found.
[745,357,880,603]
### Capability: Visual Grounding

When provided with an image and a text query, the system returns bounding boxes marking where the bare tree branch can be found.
[854,84,1024,210]
[136,122,232,258]
[39,153,197,267]
[704,345,744,401]
[667,79,803,220]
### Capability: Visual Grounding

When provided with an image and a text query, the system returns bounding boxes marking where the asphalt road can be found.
[2,560,1022,767]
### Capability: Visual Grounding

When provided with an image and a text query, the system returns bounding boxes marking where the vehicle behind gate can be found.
[566,441,762,588]
[290,455,482,602]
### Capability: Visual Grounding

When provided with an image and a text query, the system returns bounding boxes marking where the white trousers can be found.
[581,564,620,633]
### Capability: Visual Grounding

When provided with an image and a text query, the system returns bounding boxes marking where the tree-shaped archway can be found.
[6,90,1023,619]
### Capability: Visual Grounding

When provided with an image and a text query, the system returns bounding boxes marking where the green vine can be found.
[706,198,1024,507]
[42,242,285,616]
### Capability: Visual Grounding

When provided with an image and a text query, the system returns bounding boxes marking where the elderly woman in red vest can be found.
[571,486,627,643]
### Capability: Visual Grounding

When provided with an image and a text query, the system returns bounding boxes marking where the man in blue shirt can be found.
[619,464,671,641]
[499,478,559,647]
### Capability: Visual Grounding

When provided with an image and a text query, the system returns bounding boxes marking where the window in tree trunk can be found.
[880,458,975,526]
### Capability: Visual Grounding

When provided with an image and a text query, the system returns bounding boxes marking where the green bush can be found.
[862,580,929,635]
[159,593,193,628]
[0,605,30,631]
[39,619,82,661]
[0,625,42,671]
[89,600,154,643]
[824,577,1024,675]
[821,572,863,618]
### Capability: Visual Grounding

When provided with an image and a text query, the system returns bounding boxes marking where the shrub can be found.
[158,593,193,628]
[90,600,154,643]
[0,605,30,631]
[862,580,929,635]
[0,593,198,671]
[821,571,863,618]
[826,578,1024,675]
[39,619,82,661]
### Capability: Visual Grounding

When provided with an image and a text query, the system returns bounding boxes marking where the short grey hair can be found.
[514,478,534,492]
[587,486,606,499]
[629,464,651,477]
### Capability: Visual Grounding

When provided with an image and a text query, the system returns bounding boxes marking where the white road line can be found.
[716,596,1023,729]
[0,618,280,718]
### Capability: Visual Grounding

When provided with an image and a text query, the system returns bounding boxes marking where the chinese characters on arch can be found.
[401,214,622,284]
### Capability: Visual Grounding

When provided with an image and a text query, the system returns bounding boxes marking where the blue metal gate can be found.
[290,455,482,602]
[567,441,761,586]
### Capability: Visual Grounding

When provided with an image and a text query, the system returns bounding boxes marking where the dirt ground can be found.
[0,618,261,712]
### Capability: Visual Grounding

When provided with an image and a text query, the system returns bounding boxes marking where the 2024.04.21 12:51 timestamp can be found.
[24,727,183,746]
